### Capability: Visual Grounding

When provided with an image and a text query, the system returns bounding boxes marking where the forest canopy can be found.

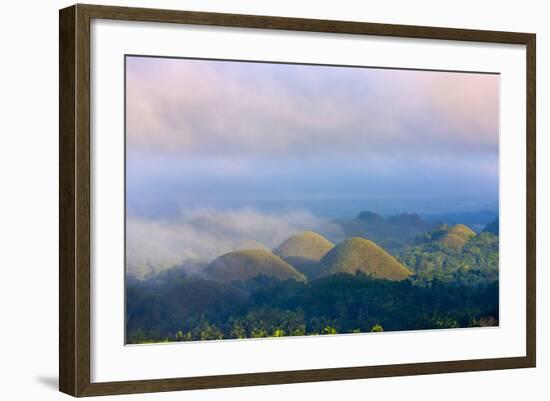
[126,215,499,344]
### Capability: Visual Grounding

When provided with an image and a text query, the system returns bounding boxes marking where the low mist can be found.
[126,208,329,278]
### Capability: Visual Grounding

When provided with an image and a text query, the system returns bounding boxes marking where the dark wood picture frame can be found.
[59,3,536,397]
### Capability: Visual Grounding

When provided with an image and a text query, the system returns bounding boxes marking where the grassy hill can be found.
[274,231,334,261]
[205,249,306,283]
[440,224,476,249]
[320,237,413,281]
[273,232,334,280]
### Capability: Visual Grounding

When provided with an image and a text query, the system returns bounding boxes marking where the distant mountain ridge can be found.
[320,211,432,253]
[319,210,496,254]
[421,210,498,232]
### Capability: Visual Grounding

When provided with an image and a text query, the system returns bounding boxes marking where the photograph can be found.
[124,55,500,344]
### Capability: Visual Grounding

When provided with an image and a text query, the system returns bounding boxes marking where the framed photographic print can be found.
[59,4,536,397]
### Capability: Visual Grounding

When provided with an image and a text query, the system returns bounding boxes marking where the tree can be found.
[322,326,338,335]
[370,324,384,332]
[273,329,285,337]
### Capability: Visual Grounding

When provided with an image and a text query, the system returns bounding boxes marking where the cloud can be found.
[124,57,500,227]
[126,56,499,161]
[126,208,328,277]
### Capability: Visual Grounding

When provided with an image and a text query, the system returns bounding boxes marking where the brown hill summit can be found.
[321,237,413,281]
[205,249,306,283]
[440,224,476,249]
[274,231,334,261]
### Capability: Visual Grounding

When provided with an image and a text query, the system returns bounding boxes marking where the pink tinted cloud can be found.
[126,57,499,161]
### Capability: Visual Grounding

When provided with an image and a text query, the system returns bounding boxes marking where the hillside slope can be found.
[440,224,476,249]
[274,231,334,261]
[205,249,306,283]
[321,237,413,281]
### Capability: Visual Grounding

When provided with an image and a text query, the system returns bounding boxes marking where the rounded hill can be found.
[274,231,334,261]
[321,237,413,281]
[205,249,306,283]
[448,224,476,239]
[440,224,476,249]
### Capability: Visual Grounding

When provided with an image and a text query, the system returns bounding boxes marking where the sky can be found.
[126,56,499,219]
[125,56,499,274]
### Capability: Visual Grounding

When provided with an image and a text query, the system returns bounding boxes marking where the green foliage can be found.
[370,324,384,332]
[273,329,285,337]
[399,231,499,286]
[127,272,498,343]
[194,318,224,340]
[251,327,268,338]
[229,318,247,339]
[175,330,192,341]
[322,326,338,335]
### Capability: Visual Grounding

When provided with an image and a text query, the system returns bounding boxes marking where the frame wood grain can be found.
[59,3,536,397]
